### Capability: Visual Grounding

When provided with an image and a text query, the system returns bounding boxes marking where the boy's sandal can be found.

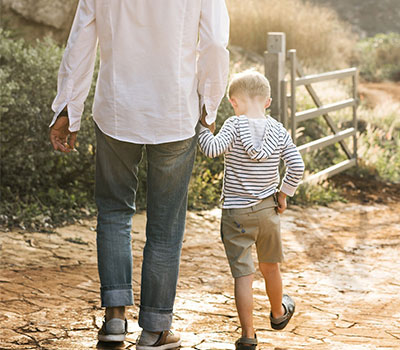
[270,294,295,330]
[235,334,257,350]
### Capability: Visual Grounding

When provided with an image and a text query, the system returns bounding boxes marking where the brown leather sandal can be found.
[270,294,295,330]
[235,334,257,350]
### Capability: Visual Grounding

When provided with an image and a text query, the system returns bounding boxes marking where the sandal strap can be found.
[235,334,258,349]
[153,331,169,346]
[236,337,257,345]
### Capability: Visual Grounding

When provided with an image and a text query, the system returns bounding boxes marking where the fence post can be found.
[280,80,288,129]
[264,32,286,121]
[288,49,297,143]
[352,70,358,166]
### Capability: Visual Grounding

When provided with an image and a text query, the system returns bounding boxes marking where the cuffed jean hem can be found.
[138,308,173,332]
[101,287,134,307]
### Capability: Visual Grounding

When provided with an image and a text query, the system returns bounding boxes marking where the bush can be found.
[357,99,400,183]
[0,29,352,230]
[292,181,344,206]
[227,0,356,68]
[0,30,233,229]
[356,33,400,82]
[188,98,234,210]
[0,29,99,230]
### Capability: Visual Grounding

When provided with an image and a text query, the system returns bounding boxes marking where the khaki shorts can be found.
[221,195,283,278]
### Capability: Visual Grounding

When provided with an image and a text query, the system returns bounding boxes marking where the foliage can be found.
[356,33,400,82]
[188,98,234,209]
[357,100,400,182]
[0,29,98,230]
[0,30,233,228]
[2,26,399,230]
[227,0,356,69]
[291,181,345,206]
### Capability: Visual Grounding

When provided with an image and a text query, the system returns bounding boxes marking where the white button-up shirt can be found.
[50,0,230,144]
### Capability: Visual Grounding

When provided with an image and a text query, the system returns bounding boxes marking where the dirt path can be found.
[1,199,400,349]
[358,81,400,107]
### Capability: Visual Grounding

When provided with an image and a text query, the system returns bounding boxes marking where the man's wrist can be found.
[58,107,68,117]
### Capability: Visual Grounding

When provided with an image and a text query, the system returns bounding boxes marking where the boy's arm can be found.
[198,118,237,158]
[280,130,305,197]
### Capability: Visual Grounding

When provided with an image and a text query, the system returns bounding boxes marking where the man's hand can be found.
[200,107,216,133]
[49,116,77,153]
[276,192,287,214]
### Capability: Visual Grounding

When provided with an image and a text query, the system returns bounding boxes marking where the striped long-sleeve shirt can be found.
[198,115,305,208]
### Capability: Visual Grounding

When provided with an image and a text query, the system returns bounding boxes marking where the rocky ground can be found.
[1,191,400,349]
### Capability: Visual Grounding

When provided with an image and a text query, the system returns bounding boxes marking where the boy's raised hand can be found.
[200,106,216,133]
[276,192,287,214]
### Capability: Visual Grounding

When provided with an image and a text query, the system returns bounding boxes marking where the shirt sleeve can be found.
[197,0,230,125]
[198,118,237,158]
[280,130,305,196]
[50,0,98,132]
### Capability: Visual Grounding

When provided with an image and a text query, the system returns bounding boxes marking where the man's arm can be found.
[50,0,98,152]
[197,0,230,126]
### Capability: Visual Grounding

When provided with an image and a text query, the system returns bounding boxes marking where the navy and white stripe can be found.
[198,115,305,209]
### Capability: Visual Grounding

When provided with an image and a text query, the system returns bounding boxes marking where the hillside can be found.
[308,0,400,37]
[1,0,399,45]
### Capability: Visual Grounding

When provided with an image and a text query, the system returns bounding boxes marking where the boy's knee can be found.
[259,262,280,274]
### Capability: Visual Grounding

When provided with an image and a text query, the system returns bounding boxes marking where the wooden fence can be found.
[265,32,359,184]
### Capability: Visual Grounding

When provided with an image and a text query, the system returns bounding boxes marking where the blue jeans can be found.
[95,123,198,331]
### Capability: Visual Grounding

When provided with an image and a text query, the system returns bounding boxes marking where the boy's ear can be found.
[229,97,238,108]
[264,98,272,109]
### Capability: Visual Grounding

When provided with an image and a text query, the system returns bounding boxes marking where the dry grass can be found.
[227,0,356,68]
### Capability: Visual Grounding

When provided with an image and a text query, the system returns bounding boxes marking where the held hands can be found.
[49,116,78,153]
[200,107,216,134]
[276,192,287,214]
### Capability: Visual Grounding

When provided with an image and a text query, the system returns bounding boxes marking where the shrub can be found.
[292,181,345,206]
[188,98,234,210]
[356,33,400,82]
[227,0,356,68]
[357,99,400,182]
[0,29,98,230]
[0,30,232,229]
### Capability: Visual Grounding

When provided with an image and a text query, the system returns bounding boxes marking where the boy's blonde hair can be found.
[228,69,271,99]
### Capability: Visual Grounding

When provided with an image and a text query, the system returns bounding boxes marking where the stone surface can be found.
[1,201,400,349]
[1,0,78,43]
[3,0,77,29]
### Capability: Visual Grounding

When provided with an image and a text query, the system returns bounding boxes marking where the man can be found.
[49,0,229,348]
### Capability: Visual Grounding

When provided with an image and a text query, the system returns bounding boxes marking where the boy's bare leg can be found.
[234,274,255,338]
[259,263,285,318]
[105,306,126,321]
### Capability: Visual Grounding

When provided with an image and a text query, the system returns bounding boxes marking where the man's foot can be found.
[136,330,181,350]
[98,318,127,342]
[270,294,295,330]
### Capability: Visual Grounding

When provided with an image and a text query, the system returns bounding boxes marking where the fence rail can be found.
[264,33,359,184]
[295,68,357,86]
[297,128,356,154]
[296,98,356,123]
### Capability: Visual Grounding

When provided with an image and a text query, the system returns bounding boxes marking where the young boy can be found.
[198,70,305,350]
